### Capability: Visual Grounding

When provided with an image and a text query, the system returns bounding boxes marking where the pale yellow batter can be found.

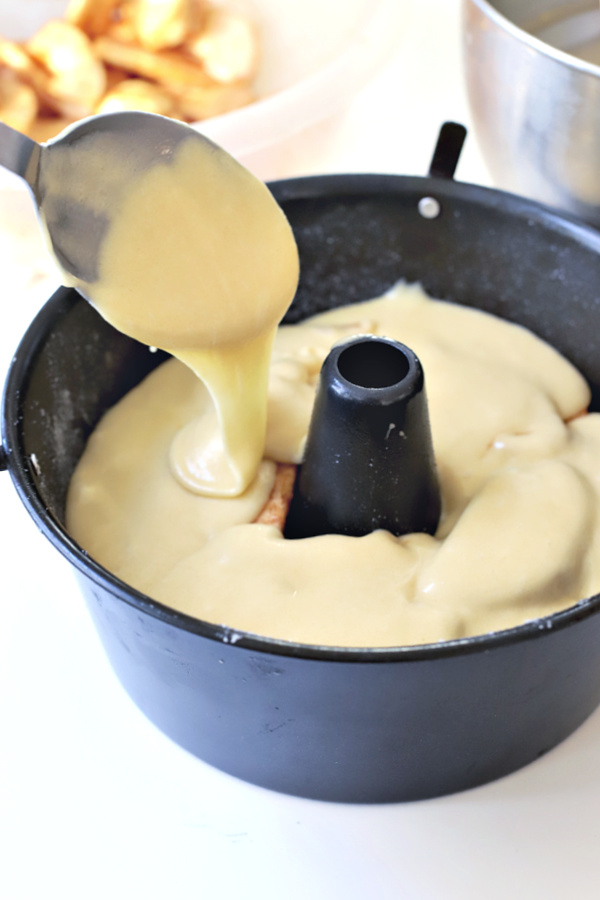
[39,130,299,496]
[67,282,600,647]
[47,117,600,648]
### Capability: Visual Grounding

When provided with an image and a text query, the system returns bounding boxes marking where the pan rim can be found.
[4,170,600,662]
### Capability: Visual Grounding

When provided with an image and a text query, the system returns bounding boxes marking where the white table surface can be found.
[2,2,600,898]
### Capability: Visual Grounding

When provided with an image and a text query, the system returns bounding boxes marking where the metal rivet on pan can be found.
[418,196,441,219]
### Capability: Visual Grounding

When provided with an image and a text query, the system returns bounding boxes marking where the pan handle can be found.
[428,122,467,180]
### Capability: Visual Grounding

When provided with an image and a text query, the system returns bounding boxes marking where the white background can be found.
[2,2,600,898]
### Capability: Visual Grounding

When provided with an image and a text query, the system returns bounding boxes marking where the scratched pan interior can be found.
[3,172,600,803]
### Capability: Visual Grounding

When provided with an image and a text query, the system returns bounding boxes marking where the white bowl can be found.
[0,0,408,178]
[0,0,409,294]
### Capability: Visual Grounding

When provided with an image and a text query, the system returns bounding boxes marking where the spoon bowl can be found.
[0,112,219,284]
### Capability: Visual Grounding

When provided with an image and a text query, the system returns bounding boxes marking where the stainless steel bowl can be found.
[463,0,600,226]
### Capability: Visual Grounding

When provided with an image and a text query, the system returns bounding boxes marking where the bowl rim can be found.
[4,170,600,663]
[194,0,410,158]
[465,0,600,80]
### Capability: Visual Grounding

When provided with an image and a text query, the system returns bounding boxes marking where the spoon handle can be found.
[0,122,40,189]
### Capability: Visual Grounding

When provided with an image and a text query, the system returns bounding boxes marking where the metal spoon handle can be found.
[0,121,40,189]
